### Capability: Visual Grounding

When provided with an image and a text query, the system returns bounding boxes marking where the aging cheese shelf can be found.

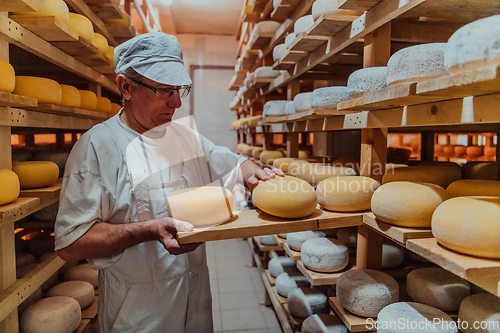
[283,242,301,261]
[296,256,356,286]
[253,235,284,251]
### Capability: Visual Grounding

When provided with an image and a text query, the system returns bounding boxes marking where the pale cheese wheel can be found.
[458,293,500,333]
[336,268,399,317]
[59,84,81,108]
[312,0,339,20]
[252,147,264,159]
[273,44,288,61]
[432,196,500,259]
[445,15,500,75]
[13,161,59,189]
[14,76,62,104]
[294,15,314,34]
[79,90,97,110]
[254,66,281,78]
[462,161,498,180]
[294,92,312,112]
[377,302,458,333]
[347,67,387,98]
[263,100,289,116]
[382,163,461,189]
[16,252,35,268]
[91,33,108,54]
[275,271,310,298]
[64,263,99,288]
[20,296,81,333]
[301,237,349,273]
[268,256,297,277]
[0,59,15,93]
[406,267,470,312]
[336,227,357,248]
[289,160,310,177]
[447,179,500,197]
[259,235,277,246]
[46,281,95,309]
[311,86,351,110]
[253,176,317,218]
[285,100,295,114]
[0,169,20,205]
[255,21,281,35]
[69,13,94,42]
[382,241,404,269]
[96,96,112,113]
[278,233,287,239]
[386,43,447,86]
[260,150,285,164]
[288,287,329,318]
[110,102,121,116]
[273,157,296,173]
[302,313,349,333]
[168,187,233,227]
[295,163,326,183]
[285,33,296,48]
[23,0,70,25]
[317,176,379,212]
[372,181,450,228]
[286,231,326,251]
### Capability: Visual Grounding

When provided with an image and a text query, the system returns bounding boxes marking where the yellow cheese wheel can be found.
[68,13,94,42]
[295,163,325,183]
[273,158,296,173]
[13,76,62,104]
[462,161,498,180]
[382,163,461,188]
[298,150,310,160]
[371,181,450,227]
[252,175,317,218]
[0,169,20,205]
[167,187,234,227]
[79,90,97,110]
[23,0,70,25]
[20,296,81,333]
[432,196,500,258]
[252,147,264,159]
[260,150,285,165]
[12,161,59,189]
[96,96,112,113]
[106,45,115,64]
[309,165,357,187]
[0,59,15,93]
[59,84,80,108]
[236,143,248,154]
[110,103,121,116]
[91,33,108,54]
[288,160,310,177]
[46,281,95,309]
[447,179,500,197]
[317,176,380,212]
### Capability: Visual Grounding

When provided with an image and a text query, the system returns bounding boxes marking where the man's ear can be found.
[116,75,132,100]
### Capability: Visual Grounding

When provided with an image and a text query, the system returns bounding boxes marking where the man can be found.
[54,32,282,332]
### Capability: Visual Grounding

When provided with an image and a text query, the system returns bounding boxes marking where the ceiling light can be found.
[160,0,173,5]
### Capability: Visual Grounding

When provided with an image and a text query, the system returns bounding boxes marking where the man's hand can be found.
[147,217,202,255]
[247,167,285,193]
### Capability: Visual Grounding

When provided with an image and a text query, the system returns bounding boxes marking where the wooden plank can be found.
[308,11,363,37]
[24,104,108,120]
[282,303,304,331]
[9,15,79,42]
[272,286,288,304]
[52,36,99,56]
[0,223,17,332]
[18,179,62,199]
[315,210,364,230]
[329,297,376,332]
[0,0,37,13]
[249,35,273,50]
[407,238,500,297]
[290,33,329,53]
[337,0,381,11]
[88,3,123,20]
[0,91,37,108]
[283,242,301,261]
[296,255,356,286]
[363,213,434,245]
[81,295,98,319]
[271,5,295,19]
[75,52,112,68]
[265,269,276,286]
[281,50,308,63]
[105,23,136,39]
[253,236,284,252]
[75,319,91,333]
[0,197,40,226]
[14,220,55,229]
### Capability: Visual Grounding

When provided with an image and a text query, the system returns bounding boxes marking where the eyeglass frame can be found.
[129,78,191,99]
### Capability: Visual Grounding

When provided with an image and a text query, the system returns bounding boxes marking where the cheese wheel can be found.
[247,116,261,127]
[445,15,500,75]
[47,281,95,309]
[302,313,349,333]
[23,0,70,25]
[484,146,496,158]
[301,237,349,273]
[317,176,379,212]
[59,84,81,108]
[263,100,289,116]
[382,241,404,269]
[31,151,68,171]
[347,67,387,98]
[106,45,115,64]
[278,233,287,239]
[69,13,94,42]
[372,181,450,228]
[406,267,470,312]
[294,92,312,112]
[458,293,500,333]
[462,161,498,180]
[295,163,326,183]
[377,302,458,333]
[336,269,399,317]
[17,263,58,291]
[259,235,277,246]
[0,59,15,93]
[432,196,500,259]
[294,15,314,34]
[260,150,285,164]
[454,145,467,155]
[336,227,357,248]
[14,76,62,104]
[273,44,288,61]
[288,160,310,177]
[252,176,317,218]
[20,296,81,333]
[13,161,59,189]
[288,287,329,319]
[79,90,98,110]
[168,187,233,227]
[385,163,408,173]
[275,272,310,298]
[255,21,281,35]
[268,256,297,277]
[0,169,20,205]
[311,0,339,19]
[447,179,500,197]
[252,147,264,159]
[311,86,351,110]
[64,263,99,288]
[285,33,296,48]
[286,231,326,251]
[18,288,42,315]
[382,163,461,189]
[16,253,35,268]
[110,102,121,116]
[91,33,108,54]
[254,66,281,78]
[466,145,483,158]
[386,43,447,86]
[285,100,295,114]
[96,96,112,113]
[273,158,296,173]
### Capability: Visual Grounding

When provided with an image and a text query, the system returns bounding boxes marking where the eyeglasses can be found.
[130,79,191,99]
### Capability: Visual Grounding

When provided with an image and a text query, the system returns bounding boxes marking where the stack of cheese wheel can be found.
[263,100,289,116]
[372,181,450,228]
[294,15,314,35]
[14,76,62,104]
[386,43,448,86]
[336,227,357,248]
[13,161,59,189]
[302,313,348,333]
[294,92,312,112]
[459,293,500,333]
[273,157,296,173]
[382,162,462,189]
[286,230,325,251]
[59,84,81,108]
[462,161,498,180]
[317,176,380,212]
[252,176,317,218]
[275,271,310,298]
[268,256,297,277]
[20,296,81,333]
[167,187,233,227]
[260,150,285,165]
[0,169,20,205]
[91,33,109,54]
[288,287,329,319]
[23,0,70,24]
[64,263,99,288]
[310,86,351,110]
[0,59,15,93]
[446,179,500,197]
[301,237,349,273]
[46,281,95,309]
[347,66,387,98]
[432,196,500,259]
[96,96,112,113]
[68,13,94,42]
[79,90,98,110]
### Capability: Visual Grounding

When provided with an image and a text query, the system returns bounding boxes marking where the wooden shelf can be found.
[264,269,276,286]
[25,104,109,120]
[0,0,38,13]
[329,297,376,332]
[9,15,79,42]
[253,236,284,251]
[0,197,40,227]
[338,0,381,11]
[81,295,98,320]
[308,11,362,37]
[283,242,301,261]
[105,24,137,39]
[87,3,123,20]
[271,286,288,304]
[282,303,304,331]
[289,33,329,53]
[19,179,62,199]
[0,92,37,108]
[296,255,356,286]
[52,36,100,57]
[272,234,286,247]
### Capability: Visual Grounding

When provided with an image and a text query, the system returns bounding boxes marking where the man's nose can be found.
[167,90,182,108]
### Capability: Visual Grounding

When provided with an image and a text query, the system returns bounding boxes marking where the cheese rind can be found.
[317,176,379,212]
[302,313,349,333]
[382,241,404,269]
[294,15,314,34]
[79,90,98,110]
[446,179,500,197]
[69,13,94,42]
[20,296,81,333]
[91,33,108,54]
[382,163,461,188]
[301,237,349,273]
[263,100,289,116]
[96,96,112,113]
[461,161,498,180]
[0,59,15,93]
[259,235,277,246]
[273,158,296,173]
[287,231,326,251]
[288,287,329,319]
[347,67,387,98]
[23,0,70,24]
[273,44,288,61]
[311,86,351,110]
[311,0,339,20]
[46,281,95,309]
[458,293,500,333]
[275,272,310,297]
[14,76,62,104]
[0,169,20,205]
[12,161,59,189]
[260,150,285,165]
[294,92,312,112]
[64,263,99,288]
[268,256,297,277]
[59,84,81,108]
[285,33,296,48]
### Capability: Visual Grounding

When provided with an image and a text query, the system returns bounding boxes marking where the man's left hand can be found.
[246,167,284,193]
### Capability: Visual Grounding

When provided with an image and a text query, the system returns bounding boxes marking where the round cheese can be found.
[286,231,326,251]
[0,169,20,205]
[432,196,500,259]
[59,84,81,108]
[386,43,447,86]
[106,45,115,64]
[254,66,281,78]
[168,187,233,227]
[288,287,329,319]
[0,59,15,93]
[289,160,310,177]
[79,90,97,110]
[406,267,470,312]
[24,0,70,24]
[110,102,121,116]
[377,302,458,333]
[459,293,500,333]
[268,256,297,277]
[16,253,35,268]
[260,150,285,164]
[311,86,351,110]
[64,263,99,288]
[294,92,312,112]
[454,145,467,156]
[312,0,339,19]
[14,76,62,104]
[20,296,81,333]
[336,268,399,317]
[255,21,281,35]
[466,145,483,157]
[317,176,380,212]
[252,176,317,218]
[462,161,498,180]
[285,33,296,48]
[347,67,387,98]
[372,181,450,228]
[96,96,112,113]
[295,163,326,183]
[294,15,314,34]
[13,161,59,189]
[447,179,500,197]
[382,241,404,269]
[273,158,296,173]
[302,313,349,333]
[31,151,68,171]
[47,281,95,309]
[276,272,310,298]
[382,163,461,189]
[445,15,500,75]
[301,237,349,273]
[259,235,277,246]
[263,100,289,116]
[273,44,288,61]
[91,33,108,54]
[252,147,264,159]
[336,227,357,248]
[284,100,295,114]
[69,13,94,42]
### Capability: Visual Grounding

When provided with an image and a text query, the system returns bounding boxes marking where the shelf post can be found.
[286,132,299,158]
[356,225,383,270]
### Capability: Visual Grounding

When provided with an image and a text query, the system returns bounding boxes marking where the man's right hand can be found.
[147,217,202,255]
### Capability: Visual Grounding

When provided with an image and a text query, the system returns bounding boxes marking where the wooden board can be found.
[19,179,62,199]
[363,213,433,245]
[25,104,109,120]
[253,236,284,252]
[52,36,99,56]
[265,269,276,286]
[9,15,78,42]
[329,297,376,332]
[337,0,381,11]
[0,197,40,227]
[407,238,500,297]
[88,3,123,20]
[105,24,136,39]
[280,50,308,63]
[282,303,304,331]
[284,242,301,261]
[249,35,272,50]
[75,51,112,68]
[0,0,37,12]
[0,91,37,108]
[273,234,286,247]
[272,286,288,304]
[75,319,91,333]
[290,33,329,53]
[308,11,363,36]
[81,295,98,319]
[297,256,356,286]
[271,5,295,19]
